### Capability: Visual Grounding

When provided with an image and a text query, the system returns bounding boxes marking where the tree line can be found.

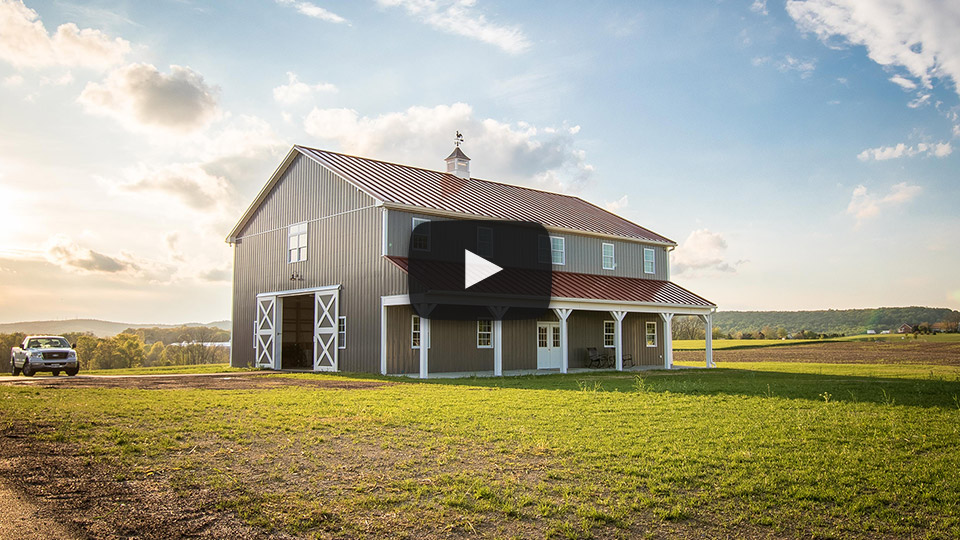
[712,307,960,336]
[0,326,229,372]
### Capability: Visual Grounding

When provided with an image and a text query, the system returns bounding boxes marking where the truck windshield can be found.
[26,338,71,349]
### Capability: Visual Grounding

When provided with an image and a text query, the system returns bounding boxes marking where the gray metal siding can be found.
[231,155,406,372]
[386,209,668,279]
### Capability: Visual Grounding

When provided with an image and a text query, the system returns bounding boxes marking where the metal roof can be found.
[386,256,714,308]
[295,146,675,245]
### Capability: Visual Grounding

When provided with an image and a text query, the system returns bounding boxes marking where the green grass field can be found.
[2,361,959,538]
[84,363,245,375]
[674,332,960,350]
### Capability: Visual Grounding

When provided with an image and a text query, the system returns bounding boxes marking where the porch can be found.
[380,295,716,378]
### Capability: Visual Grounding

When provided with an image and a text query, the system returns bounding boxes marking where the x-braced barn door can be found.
[255,296,277,369]
[314,290,339,371]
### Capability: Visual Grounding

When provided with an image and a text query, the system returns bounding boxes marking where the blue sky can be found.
[0,0,957,323]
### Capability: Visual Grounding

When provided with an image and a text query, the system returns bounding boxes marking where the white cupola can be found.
[445,131,470,179]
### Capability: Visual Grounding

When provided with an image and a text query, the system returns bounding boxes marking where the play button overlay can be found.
[464,249,502,289]
[408,220,552,321]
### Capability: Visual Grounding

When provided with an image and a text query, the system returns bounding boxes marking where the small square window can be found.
[412,218,431,251]
[602,243,615,270]
[603,320,616,347]
[477,319,492,348]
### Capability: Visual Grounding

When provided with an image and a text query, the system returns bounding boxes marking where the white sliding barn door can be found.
[314,289,339,371]
[255,296,277,369]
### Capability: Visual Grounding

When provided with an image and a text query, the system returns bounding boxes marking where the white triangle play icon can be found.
[464,249,502,289]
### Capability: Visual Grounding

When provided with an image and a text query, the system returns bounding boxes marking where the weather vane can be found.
[454,131,464,147]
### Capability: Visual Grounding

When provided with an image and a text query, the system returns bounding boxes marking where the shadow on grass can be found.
[357,367,960,410]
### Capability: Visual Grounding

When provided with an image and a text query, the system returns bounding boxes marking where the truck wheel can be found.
[22,363,34,377]
[52,370,61,377]
[11,362,20,376]
[65,367,79,376]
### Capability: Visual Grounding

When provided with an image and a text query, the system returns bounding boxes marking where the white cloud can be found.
[751,0,769,15]
[604,195,628,212]
[776,55,817,77]
[786,0,960,99]
[671,229,738,276]
[121,163,234,211]
[889,74,917,90]
[45,235,136,274]
[275,0,347,23]
[0,0,129,69]
[303,102,594,192]
[857,141,952,161]
[78,63,220,134]
[1,73,22,86]
[272,72,337,105]
[377,0,531,54]
[846,182,922,224]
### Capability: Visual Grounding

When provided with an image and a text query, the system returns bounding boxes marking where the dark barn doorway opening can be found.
[281,294,313,370]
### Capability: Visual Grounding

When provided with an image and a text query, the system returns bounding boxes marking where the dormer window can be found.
[602,243,615,270]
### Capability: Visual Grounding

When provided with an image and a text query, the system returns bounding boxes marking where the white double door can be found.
[254,288,339,371]
[536,322,562,369]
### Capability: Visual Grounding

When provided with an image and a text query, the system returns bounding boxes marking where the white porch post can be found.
[700,313,715,368]
[380,303,387,375]
[660,313,674,369]
[554,308,573,374]
[610,310,627,371]
[489,306,507,377]
[419,317,430,379]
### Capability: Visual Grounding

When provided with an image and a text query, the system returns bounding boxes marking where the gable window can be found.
[645,321,657,347]
[411,218,431,251]
[288,223,307,263]
[476,226,493,258]
[603,320,616,347]
[602,243,616,270]
[477,320,492,348]
[338,316,346,349]
[643,248,655,274]
[411,315,430,349]
[538,235,565,265]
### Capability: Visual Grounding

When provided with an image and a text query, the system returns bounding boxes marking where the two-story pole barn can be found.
[226,145,716,377]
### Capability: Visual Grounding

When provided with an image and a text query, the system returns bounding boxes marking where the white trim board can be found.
[257,284,341,299]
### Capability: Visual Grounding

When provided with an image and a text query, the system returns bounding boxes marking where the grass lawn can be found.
[83,363,245,375]
[2,362,959,538]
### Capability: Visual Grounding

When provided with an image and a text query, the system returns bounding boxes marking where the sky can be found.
[0,0,958,324]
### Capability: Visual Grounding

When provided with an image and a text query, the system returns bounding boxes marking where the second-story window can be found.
[602,243,615,270]
[476,226,493,258]
[411,217,431,251]
[288,223,307,263]
[643,247,655,274]
[539,235,565,265]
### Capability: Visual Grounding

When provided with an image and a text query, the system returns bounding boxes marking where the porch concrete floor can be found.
[388,364,707,379]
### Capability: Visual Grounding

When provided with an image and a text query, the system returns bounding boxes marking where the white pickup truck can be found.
[10,335,80,377]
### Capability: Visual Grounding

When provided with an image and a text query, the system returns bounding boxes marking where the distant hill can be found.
[714,307,960,336]
[0,319,231,338]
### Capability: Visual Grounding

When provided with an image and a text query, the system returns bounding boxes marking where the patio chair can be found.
[585,347,608,369]
[622,353,634,368]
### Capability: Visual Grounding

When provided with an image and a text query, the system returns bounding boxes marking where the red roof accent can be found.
[386,256,714,307]
[297,146,675,245]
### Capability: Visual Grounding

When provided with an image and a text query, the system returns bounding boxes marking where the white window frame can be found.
[476,226,493,258]
[539,235,565,265]
[602,243,616,270]
[603,320,616,348]
[411,314,430,349]
[477,319,493,348]
[411,217,431,251]
[645,321,658,347]
[643,248,655,274]
[288,222,308,263]
[338,316,346,349]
